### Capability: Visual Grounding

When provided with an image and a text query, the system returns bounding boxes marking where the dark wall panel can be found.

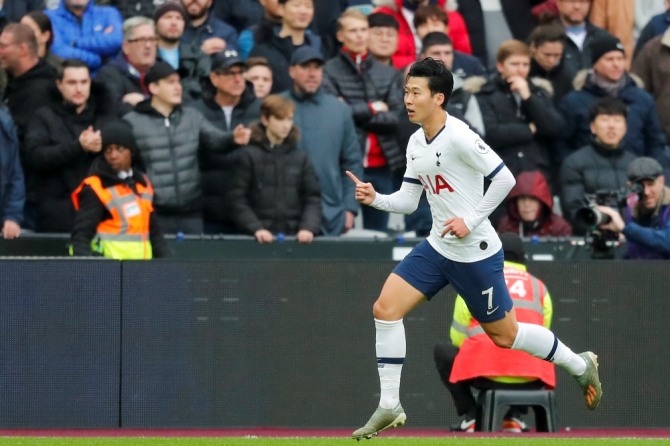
[0,260,121,427]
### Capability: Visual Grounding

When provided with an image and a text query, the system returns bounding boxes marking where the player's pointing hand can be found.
[441,217,471,239]
[346,170,377,205]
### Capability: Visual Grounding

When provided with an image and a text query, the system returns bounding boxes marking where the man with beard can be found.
[596,156,670,259]
[45,0,123,74]
[180,0,239,55]
[154,1,210,102]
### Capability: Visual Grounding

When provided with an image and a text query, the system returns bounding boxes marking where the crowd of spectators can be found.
[0,0,668,254]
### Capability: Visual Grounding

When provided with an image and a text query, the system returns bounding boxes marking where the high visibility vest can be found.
[72,175,155,260]
[449,264,556,388]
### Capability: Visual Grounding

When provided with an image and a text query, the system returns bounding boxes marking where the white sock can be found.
[512,322,586,376]
[375,318,405,409]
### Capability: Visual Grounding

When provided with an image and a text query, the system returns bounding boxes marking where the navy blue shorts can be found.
[392,240,513,323]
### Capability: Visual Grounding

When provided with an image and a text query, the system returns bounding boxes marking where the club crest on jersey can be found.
[474,139,490,154]
[418,174,454,195]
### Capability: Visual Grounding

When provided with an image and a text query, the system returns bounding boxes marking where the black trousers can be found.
[433,342,546,419]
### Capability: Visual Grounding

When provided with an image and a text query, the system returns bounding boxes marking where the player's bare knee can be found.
[489,333,515,349]
[372,300,397,320]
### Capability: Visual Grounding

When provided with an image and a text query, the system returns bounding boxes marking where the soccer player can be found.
[347,57,602,440]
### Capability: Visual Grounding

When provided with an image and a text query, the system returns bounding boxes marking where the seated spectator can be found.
[244,56,273,99]
[367,12,399,67]
[122,61,235,234]
[154,2,210,102]
[192,50,259,234]
[70,119,169,259]
[473,39,563,183]
[226,94,321,243]
[0,0,45,31]
[95,16,157,110]
[631,27,670,146]
[20,11,63,71]
[595,156,670,259]
[24,59,117,233]
[557,34,667,167]
[249,0,321,94]
[45,0,123,74]
[0,103,24,239]
[180,0,239,55]
[633,0,666,44]
[560,97,638,234]
[497,171,573,238]
[434,233,556,433]
[528,23,574,104]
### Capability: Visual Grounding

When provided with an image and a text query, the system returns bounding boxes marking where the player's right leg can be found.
[353,241,449,440]
[351,273,425,440]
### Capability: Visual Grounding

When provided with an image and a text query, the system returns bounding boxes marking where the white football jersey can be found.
[404,114,504,262]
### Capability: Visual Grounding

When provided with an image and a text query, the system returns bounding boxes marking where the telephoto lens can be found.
[575,207,612,226]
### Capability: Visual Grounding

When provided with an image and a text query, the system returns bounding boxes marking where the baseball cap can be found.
[590,33,625,65]
[290,46,324,66]
[144,61,178,86]
[499,233,526,264]
[627,157,664,183]
[211,50,247,72]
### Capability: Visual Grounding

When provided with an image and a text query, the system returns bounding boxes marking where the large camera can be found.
[575,185,643,259]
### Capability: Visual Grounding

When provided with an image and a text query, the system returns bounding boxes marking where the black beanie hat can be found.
[154,1,188,23]
[590,33,625,65]
[101,120,138,155]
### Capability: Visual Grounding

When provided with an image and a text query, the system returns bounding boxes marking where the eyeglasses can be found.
[127,37,158,44]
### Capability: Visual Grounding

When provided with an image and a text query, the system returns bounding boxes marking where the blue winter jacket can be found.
[46,1,123,72]
[0,106,25,225]
[556,70,668,165]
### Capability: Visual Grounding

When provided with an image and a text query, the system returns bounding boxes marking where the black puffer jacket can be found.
[226,122,322,236]
[192,80,261,229]
[24,81,117,233]
[321,51,405,172]
[473,73,564,182]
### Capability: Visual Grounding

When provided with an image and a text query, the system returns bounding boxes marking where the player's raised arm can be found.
[346,170,377,205]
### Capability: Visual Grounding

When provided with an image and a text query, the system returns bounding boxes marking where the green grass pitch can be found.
[1,438,669,446]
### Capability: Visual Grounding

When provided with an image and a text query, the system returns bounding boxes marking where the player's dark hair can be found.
[588,97,628,122]
[406,57,453,109]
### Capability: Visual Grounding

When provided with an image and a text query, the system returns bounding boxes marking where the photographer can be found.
[560,97,638,235]
[596,157,670,259]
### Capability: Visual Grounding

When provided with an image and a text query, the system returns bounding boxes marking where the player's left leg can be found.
[451,251,602,410]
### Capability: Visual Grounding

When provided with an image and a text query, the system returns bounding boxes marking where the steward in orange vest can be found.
[70,120,168,259]
[434,233,555,432]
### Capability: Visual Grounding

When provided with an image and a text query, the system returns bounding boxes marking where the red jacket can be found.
[497,171,573,237]
[450,263,556,387]
[375,0,473,70]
